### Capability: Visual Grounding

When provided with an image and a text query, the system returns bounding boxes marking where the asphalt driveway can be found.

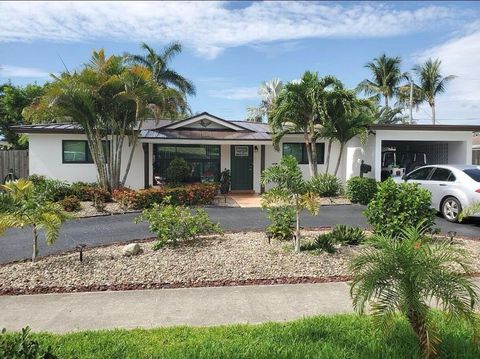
[0,205,479,264]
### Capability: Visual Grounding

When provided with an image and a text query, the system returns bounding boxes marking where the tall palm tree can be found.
[269,72,343,176]
[126,42,196,97]
[350,225,478,358]
[247,77,283,122]
[357,54,403,108]
[413,58,456,125]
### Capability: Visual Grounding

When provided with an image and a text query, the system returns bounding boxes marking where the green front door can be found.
[230,145,253,190]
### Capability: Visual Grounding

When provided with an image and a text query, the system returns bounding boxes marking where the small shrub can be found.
[266,206,295,241]
[27,174,47,186]
[303,233,336,253]
[329,225,366,245]
[32,178,74,202]
[310,173,342,197]
[165,157,190,184]
[70,182,98,201]
[0,326,58,359]
[346,176,377,205]
[59,195,81,212]
[135,197,223,249]
[219,169,231,194]
[112,188,136,211]
[87,187,112,203]
[364,178,436,237]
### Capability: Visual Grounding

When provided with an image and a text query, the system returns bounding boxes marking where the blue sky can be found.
[1,1,480,123]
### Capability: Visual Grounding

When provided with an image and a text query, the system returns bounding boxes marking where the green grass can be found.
[5,313,480,358]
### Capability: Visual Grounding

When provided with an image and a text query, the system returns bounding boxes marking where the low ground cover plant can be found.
[265,205,295,241]
[0,327,57,359]
[364,178,436,237]
[310,173,343,197]
[303,225,366,253]
[135,197,222,249]
[59,195,81,212]
[345,176,377,205]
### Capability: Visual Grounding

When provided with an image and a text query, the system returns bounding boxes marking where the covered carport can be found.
[370,124,479,181]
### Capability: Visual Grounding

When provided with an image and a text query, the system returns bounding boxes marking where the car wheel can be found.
[442,196,462,223]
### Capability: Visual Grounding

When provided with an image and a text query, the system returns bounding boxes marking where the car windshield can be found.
[463,169,480,182]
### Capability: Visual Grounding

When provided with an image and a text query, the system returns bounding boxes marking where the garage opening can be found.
[381,140,467,181]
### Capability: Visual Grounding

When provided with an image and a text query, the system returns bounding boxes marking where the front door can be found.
[230,145,253,190]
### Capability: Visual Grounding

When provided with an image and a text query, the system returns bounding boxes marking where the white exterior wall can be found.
[28,133,144,189]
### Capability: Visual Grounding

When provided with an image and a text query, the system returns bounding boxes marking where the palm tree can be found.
[0,179,68,262]
[269,72,343,176]
[126,42,196,97]
[247,77,283,122]
[357,54,403,108]
[413,58,456,125]
[261,155,320,253]
[375,105,408,124]
[350,226,478,358]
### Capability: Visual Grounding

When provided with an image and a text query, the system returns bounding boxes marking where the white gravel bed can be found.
[0,231,354,291]
[72,201,138,218]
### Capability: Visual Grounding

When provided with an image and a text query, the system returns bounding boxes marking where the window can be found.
[153,144,220,183]
[430,168,456,182]
[406,167,433,181]
[464,169,480,182]
[282,143,325,164]
[62,140,110,164]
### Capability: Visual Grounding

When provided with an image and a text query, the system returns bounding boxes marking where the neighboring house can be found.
[473,135,480,165]
[12,112,480,192]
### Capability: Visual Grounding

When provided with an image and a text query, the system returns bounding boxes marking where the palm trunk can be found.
[431,103,436,125]
[311,142,318,176]
[385,95,389,108]
[334,142,345,176]
[407,309,434,359]
[304,134,315,177]
[325,138,333,174]
[295,200,301,253]
[32,226,38,263]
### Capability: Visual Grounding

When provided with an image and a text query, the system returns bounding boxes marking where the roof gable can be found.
[161,112,250,132]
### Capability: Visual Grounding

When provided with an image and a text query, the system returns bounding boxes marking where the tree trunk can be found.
[304,134,315,177]
[295,207,301,253]
[431,103,436,125]
[32,226,38,263]
[311,142,318,177]
[325,138,333,174]
[407,309,434,359]
[334,142,345,176]
[385,95,389,108]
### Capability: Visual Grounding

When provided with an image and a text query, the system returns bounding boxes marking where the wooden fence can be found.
[0,150,29,183]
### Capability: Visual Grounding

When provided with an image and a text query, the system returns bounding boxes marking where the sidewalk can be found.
[0,282,353,333]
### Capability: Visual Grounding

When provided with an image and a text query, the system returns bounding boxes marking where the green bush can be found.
[329,225,366,245]
[135,197,223,249]
[364,178,436,237]
[266,206,295,241]
[303,233,336,253]
[310,173,342,197]
[31,178,74,202]
[0,327,57,359]
[70,182,98,201]
[165,157,191,184]
[346,177,377,205]
[59,195,81,212]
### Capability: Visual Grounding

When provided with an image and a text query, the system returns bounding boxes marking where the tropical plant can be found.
[261,155,320,252]
[26,48,188,191]
[374,105,408,124]
[265,205,295,241]
[247,77,283,122]
[269,71,343,176]
[346,176,377,205]
[310,173,342,197]
[165,157,191,184]
[364,178,436,237]
[303,232,337,253]
[329,224,366,245]
[357,54,403,108]
[59,195,81,212]
[412,58,456,124]
[135,197,222,249]
[219,168,231,194]
[125,42,196,96]
[459,202,480,222]
[0,326,58,359]
[0,179,68,262]
[350,225,479,358]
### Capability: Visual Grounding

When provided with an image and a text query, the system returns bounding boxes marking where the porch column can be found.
[142,143,149,189]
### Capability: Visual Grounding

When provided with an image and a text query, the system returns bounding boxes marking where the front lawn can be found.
[7,314,479,358]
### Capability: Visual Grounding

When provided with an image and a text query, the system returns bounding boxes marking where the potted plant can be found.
[219,169,230,195]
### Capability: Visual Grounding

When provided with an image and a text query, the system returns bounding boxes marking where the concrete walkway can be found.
[0,282,353,333]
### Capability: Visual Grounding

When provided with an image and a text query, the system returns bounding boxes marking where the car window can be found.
[430,168,456,182]
[464,169,480,182]
[406,167,432,180]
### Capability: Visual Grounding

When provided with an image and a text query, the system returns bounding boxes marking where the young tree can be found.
[357,54,403,108]
[261,155,320,253]
[0,179,68,262]
[269,72,343,176]
[350,225,478,358]
[246,77,283,122]
[413,58,456,125]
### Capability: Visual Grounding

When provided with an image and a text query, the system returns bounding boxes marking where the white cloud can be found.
[414,22,480,121]
[0,65,51,78]
[0,1,466,59]
[209,86,259,100]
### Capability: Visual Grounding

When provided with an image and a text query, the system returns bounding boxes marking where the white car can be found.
[402,164,480,222]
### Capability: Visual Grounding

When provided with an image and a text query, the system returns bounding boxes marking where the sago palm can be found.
[0,179,68,263]
[357,54,403,108]
[350,226,478,358]
[413,58,456,124]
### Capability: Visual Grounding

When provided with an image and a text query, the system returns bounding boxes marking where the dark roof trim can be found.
[158,112,252,132]
[369,124,480,131]
[11,124,84,134]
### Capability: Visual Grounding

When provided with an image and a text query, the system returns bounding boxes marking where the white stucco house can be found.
[13,112,479,192]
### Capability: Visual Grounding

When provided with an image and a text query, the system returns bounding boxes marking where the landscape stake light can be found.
[76,244,87,262]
